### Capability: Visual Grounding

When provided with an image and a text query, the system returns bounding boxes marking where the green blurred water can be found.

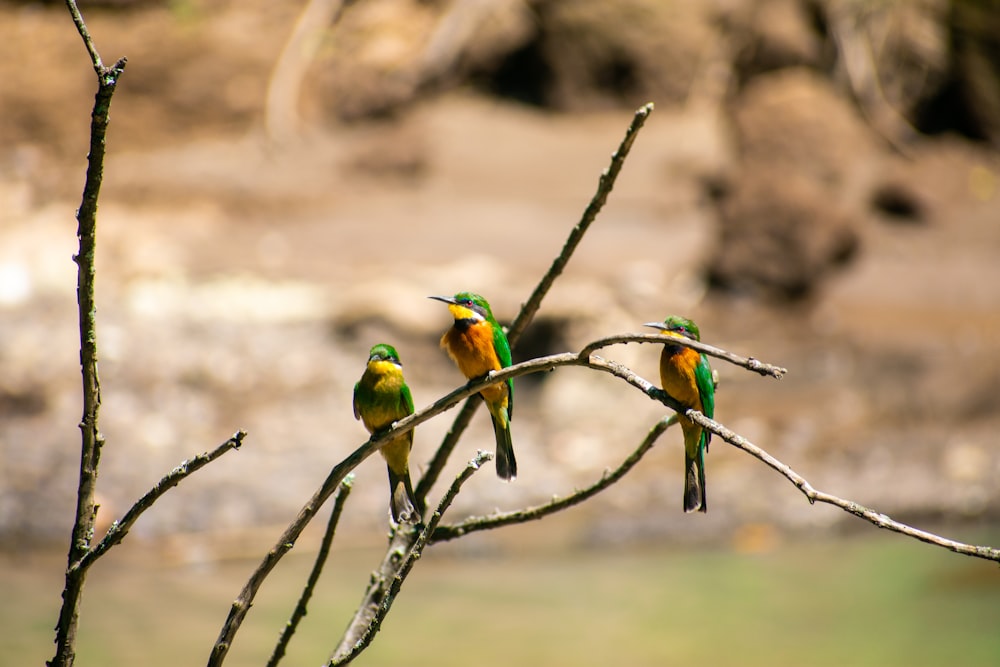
[7,528,999,667]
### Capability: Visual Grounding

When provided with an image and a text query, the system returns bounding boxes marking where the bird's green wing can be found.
[352,382,362,420]
[400,382,415,416]
[492,323,514,419]
[694,354,715,447]
[694,354,714,419]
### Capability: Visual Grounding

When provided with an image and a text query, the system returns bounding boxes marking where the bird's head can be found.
[643,315,701,342]
[367,343,403,368]
[428,291,494,323]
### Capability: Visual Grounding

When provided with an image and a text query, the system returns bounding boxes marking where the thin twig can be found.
[75,432,246,571]
[65,0,105,72]
[507,102,654,346]
[267,476,354,667]
[415,102,655,508]
[431,416,676,543]
[330,452,492,666]
[580,332,787,379]
[682,410,1000,562]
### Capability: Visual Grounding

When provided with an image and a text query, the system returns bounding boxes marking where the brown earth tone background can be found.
[1,0,999,564]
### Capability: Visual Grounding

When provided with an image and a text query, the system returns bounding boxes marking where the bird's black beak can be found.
[643,322,667,331]
[428,295,457,305]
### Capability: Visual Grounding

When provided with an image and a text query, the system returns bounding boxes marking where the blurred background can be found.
[1,0,999,665]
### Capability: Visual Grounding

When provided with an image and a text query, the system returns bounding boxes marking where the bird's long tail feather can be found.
[489,409,517,481]
[683,430,707,513]
[387,467,420,524]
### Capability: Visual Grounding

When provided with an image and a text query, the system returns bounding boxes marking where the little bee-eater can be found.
[429,292,516,481]
[644,316,715,513]
[353,344,420,524]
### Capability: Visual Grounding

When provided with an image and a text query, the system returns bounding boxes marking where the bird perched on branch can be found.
[353,344,420,524]
[429,292,516,481]
[644,316,715,513]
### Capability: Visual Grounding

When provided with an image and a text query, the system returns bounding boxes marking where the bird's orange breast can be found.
[441,322,500,375]
[441,322,507,404]
[658,347,703,412]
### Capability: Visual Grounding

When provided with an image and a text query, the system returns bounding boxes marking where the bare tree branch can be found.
[506,102,654,346]
[581,332,787,379]
[75,432,246,572]
[330,452,492,666]
[683,410,1000,562]
[430,348,1000,563]
[415,102,655,508]
[267,476,354,667]
[580,355,1000,563]
[431,415,677,543]
[65,0,112,73]
[50,4,127,666]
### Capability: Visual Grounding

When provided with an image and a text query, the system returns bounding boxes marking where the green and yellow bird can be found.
[644,316,715,513]
[429,292,516,481]
[353,344,420,524]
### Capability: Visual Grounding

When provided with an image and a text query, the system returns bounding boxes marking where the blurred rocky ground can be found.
[1,0,998,559]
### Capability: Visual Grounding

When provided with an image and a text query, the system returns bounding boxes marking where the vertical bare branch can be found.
[49,4,127,667]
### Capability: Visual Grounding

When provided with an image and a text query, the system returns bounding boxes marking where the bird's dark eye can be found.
[462,299,473,306]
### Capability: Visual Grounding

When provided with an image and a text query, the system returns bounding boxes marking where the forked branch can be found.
[415,102,656,507]
[329,452,493,666]
[431,415,678,543]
